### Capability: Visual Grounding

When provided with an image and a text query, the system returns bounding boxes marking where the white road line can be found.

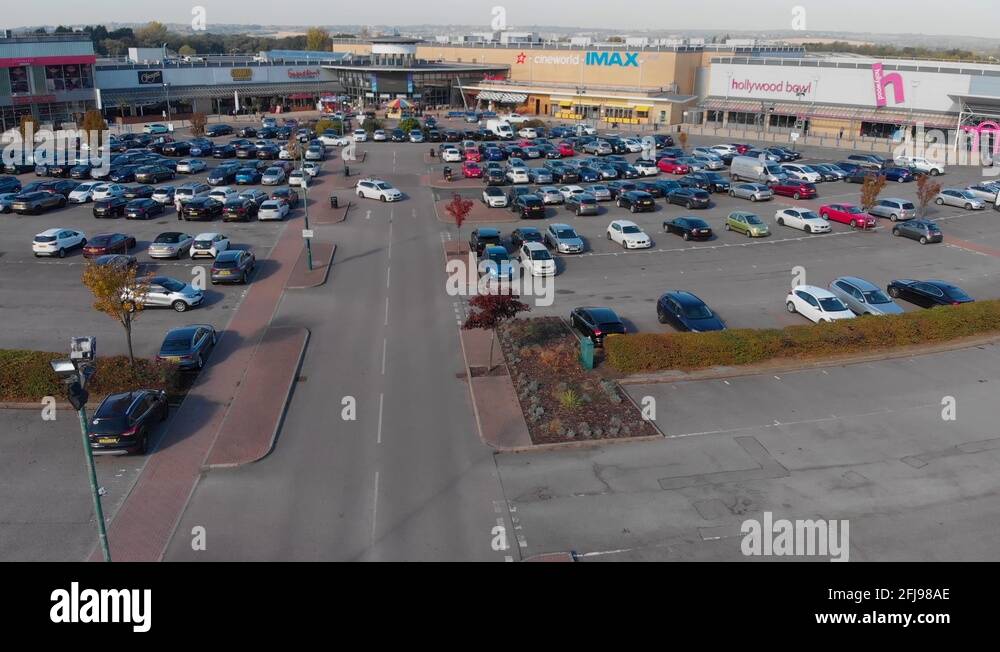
[386,265,391,288]
[365,209,371,220]
[384,296,390,325]
[371,470,380,542]
[381,337,387,375]
[377,393,384,444]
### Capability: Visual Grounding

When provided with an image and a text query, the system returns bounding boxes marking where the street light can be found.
[51,336,111,562]
[299,156,313,271]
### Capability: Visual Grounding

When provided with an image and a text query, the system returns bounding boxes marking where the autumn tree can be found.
[82,261,150,371]
[80,109,108,147]
[677,130,688,150]
[463,294,531,372]
[189,112,208,137]
[306,28,331,52]
[178,44,196,57]
[445,193,473,248]
[18,115,38,142]
[135,21,170,47]
[859,173,888,229]
[915,173,943,217]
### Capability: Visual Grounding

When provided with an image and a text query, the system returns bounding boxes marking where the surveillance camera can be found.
[50,358,78,379]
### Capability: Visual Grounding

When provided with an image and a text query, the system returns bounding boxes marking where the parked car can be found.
[666,187,710,209]
[663,217,712,240]
[190,232,230,258]
[176,159,207,174]
[725,211,770,237]
[157,324,217,370]
[482,186,509,207]
[122,184,155,200]
[891,219,943,244]
[894,155,944,176]
[88,389,168,454]
[616,190,656,213]
[657,158,691,175]
[510,194,546,219]
[125,198,164,220]
[935,188,985,210]
[886,279,973,307]
[355,178,402,201]
[780,164,823,183]
[68,181,101,203]
[770,180,817,200]
[257,200,290,221]
[510,227,544,250]
[544,223,584,253]
[679,171,730,193]
[470,228,503,256]
[729,182,773,202]
[92,196,128,218]
[869,198,917,221]
[829,277,904,316]
[786,285,856,323]
[774,208,830,233]
[182,197,223,221]
[13,191,66,214]
[607,219,652,249]
[211,249,256,284]
[569,307,626,346]
[151,186,176,204]
[32,228,85,257]
[811,163,847,181]
[819,203,877,229]
[148,232,194,259]
[657,291,726,332]
[234,167,262,185]
[83,232,136,257]
[564,192,599,216]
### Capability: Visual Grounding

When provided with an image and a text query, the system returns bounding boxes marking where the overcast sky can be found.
[5,0,1000,39]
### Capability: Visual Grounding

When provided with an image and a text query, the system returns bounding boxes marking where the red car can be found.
[771,180,817,200]
[558,142,575,157]
[464,147,482,162]
[462,161,483,178]
[517,139,536,148]
[819,203,877,229]
[732,143,752,155]
[657,157,691,175]
[82,232,136,258]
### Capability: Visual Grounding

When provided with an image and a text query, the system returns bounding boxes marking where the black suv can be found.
[93,196,128,218]
[182,197,223,221]
[88,389,168,454]
[470,228,503,257]
[511,194,546,219]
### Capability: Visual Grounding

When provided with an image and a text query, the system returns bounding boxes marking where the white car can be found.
[774,208,831,233]
[557,185,586,200]
[190,232,230,258]
[257,200,290,221]
[894,155,944,176]
[372,130,387,142]
[482,187,508,208]
[302,161,321,177]
[607,220,652,249]
[537,186,564,204]
[785,285,856,324]
[68,182,101,203]
[781,164,823,183]
[506,167,529,184]
[622,138,644,153]
[710,144,739,157]
[503,113,529,125]
[177,159,207,174]
[319,134,351,147]
[32,228,86,258]
[353,129,368,142]
[575,123,597,135]
[208,187,238,203]
[92,183,125,201]
[518,241,556,277]
[288,170,306,186]
[518,127,537,139]
[633,159,659,176]
[442,148,463,163]
[964,183,999,202]
[279,146,294,160]
[356,178,403,202]
[936,188,985,210]
[151,186,176,204]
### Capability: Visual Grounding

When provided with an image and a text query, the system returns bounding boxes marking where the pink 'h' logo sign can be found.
[872,63,905,107]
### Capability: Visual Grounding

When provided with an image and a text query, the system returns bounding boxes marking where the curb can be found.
[286,242,336,289]
[0,401,73,410]
[618,333,1000,385]
[456,325,495,452]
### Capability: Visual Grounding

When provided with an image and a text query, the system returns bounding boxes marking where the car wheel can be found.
[750,195,757,202]
[136,430,149,455]
[777,217,784,226]
[606,231,611,240]
[195,354,204,370]
[786,301,796,314]
[890,214,898,221]
[919,236,928,245]
[793,193,801,200]
[805,226,811,233]
[240,272,248,284]
[724,222,731,231]
[892,228,900,237]
[379,195,386,202]
[171,299,188,312]
[849,219,857,229]
[729,190,735,197]
[888,286,900,298]
[935,198,944,205]
[965,203,973,210]
[682,232,690,241]
[657,309,667,324]
[57,248,65,258]
[930,169,940,176]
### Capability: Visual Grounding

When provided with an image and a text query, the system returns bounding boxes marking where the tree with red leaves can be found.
[462,293,530,372]
[445,193,474,254]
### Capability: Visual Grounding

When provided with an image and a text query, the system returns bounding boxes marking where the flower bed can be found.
[498,318,659,445]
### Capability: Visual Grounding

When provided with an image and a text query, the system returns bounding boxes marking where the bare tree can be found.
[915,173,943,218]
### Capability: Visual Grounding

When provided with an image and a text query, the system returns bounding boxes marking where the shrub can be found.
[605,300,1000,373]
[557,388,583,409]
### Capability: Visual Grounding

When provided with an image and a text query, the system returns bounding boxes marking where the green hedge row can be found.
[605,300,1000,374]
[0,350,183,403]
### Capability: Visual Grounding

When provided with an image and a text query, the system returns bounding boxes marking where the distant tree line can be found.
[803,41,997,63]
[33,22,355,56]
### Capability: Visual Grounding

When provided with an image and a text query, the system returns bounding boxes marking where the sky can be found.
[5,0,1000,40]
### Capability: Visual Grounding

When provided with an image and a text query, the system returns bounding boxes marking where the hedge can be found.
[605,300,1000,374]
[0,350,183,403]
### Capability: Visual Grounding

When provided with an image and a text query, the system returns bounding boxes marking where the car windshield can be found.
[959,191,976,199]
[214,259,238,269]
[845,206,864,214]
[487,251,509,263]
[161,336,192,354]
[35,235,55,242]
[556,229,577,239]
[863,289,892,305]
[621,225,642,234]
[682,303,713,319]
[819,297,847,312]
[375,183,392,191]
[746,215,763,225]
[530,249,551,260]
[801,211,820,220]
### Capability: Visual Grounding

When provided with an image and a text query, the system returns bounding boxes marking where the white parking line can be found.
[371,470,380,542]
[381,337,387,375]
[377,393,384,444]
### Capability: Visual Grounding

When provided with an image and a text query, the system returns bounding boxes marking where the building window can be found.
[9,66,30,94]
[604,107,633,120]
[706,110,723,123]
[45,64,93,92]
[860,121,904,139]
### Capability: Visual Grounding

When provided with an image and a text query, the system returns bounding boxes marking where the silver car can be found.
[964,183,999,202]
[588,184,612,201]
[144,276,204,312]
[692,155,725,170]
[0,192,16,213]
[261,167,286,185]
[935,188,985,210]
[829,276,904,316]
[537,186,564,204]
[729,182,773,202]
[544,223,585,254]
[869,198,917,222]
[148,232,194,259]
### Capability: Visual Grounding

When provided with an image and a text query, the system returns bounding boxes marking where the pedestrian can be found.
[175,196,183,220]
[839,128,844,140]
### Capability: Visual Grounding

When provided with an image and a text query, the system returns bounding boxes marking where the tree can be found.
[101,39,127,57]
[314,118,341,136]
[189,112,208,137]
[18,115,38,142]
[178,44,196,57]
[677,130,688,150]
[81,261,150,371]
[397,117,421,133]
[80,110,109,148]
[445,193,473,247]
[285,134,303,166]
[915,174,943,218]
[135,21,170,47]
[463,294,531,372]
[306,27,331,52]
[859,173,888,213]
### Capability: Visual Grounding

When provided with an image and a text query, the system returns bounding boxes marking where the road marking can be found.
[386,265,391,288]
[384,296,390,325]
[371,471,380,543]
[365,209,371,220]
[377,393,384,444]
[381,337,387,375]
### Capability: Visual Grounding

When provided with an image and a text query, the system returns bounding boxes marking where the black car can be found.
[427,129,442,142]
[444,130,462,142]
[679,171,731,193]
[206,124,234,137]
[652,134,675,149]
[0,176,22,193]
[135,165,175,184]
[256,145,280,160]
[390,129,406,142]
[511,194,546,219]
[565,193,599,216]
[510,227,544,250]
[237,189,269,210]
[69,164,94,180]
[157,324,217,370]
[667,187,711,209]
[551,167,579,184]
[125,198,164,220]
[891,219,942,244]
[483,167,506,186]
[182,197,223,221]
[161,141,191,157]
[569,306,627,346]
[664,217,713,241]
[634,181,665,198]
[237,127,258,138]
[207,166,238,186]
[109,165,140,183]
[656,291,726,332]
[235,144,257,159]
[470,228,503,256]
[616,190,656,213]
[887,279,973,307]
[93,196,128,218]
[222,197,258,221]
[270,187,300,209]
[123,184,155,200]
[212,144,237,158]
[605,181,637,199]
[88,389,168,454]
[39,179,80,197]
[4,161,36,174]
[609,161,640,179]
[211,249,256,284]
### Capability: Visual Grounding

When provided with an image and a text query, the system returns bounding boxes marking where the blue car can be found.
[882,166,914,183]
[485,147,505,161]
[482,245,514,281]
[576,166,600,182]
[235,168,261,184]
[657,291,726,332]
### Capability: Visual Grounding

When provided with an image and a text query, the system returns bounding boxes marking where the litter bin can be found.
[579,337,594,370]
[330,195,338,209]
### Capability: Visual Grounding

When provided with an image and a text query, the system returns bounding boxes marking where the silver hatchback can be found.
[935,188,985,210]
[828,276,904,316]
[868,198,917,221]
[729,182,774,202]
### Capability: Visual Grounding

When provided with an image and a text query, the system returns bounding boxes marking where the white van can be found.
[730,156,788,184]
[486,119,514,139]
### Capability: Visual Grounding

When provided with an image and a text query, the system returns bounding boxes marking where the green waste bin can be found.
[579,337,594,370]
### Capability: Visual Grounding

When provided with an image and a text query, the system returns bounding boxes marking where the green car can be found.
[726,211,770,237]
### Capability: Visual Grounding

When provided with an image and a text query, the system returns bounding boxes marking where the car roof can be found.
[612,219,638,227]
[796,285,837,298]
[665,291,706,306]
[476,227,500,236]
[194,232,220,239]
[835,276,878,291]
[214,249,242,260]
[522,241,547,251]
[37,228,64,236]
[581,307,620,322]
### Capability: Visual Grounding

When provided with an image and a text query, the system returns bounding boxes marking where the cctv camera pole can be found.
[76,401,111,562]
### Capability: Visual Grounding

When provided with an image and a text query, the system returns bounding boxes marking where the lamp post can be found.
[300,156,313,271]
[51,337,111,562]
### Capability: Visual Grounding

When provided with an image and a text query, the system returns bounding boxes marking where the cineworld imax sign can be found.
[519,51,639,67]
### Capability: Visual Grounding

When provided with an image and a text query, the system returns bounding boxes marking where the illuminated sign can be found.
[230,68,253,81]
[137,70,163,85]
[585,52,639,67]
[871,63,905,107]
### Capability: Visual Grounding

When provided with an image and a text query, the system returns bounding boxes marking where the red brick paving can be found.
[204,327,309,468]
[286,242,336,289]
[459,328,532,451]
[943,235,1000,258]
